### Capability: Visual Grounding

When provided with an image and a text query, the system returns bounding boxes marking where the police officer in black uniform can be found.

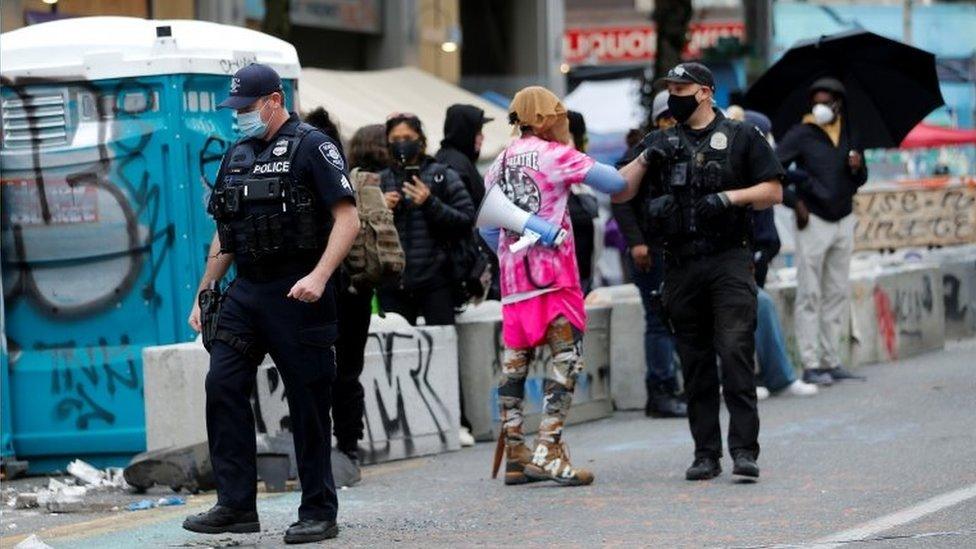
[183,64,359,544]
[618,63,784,482]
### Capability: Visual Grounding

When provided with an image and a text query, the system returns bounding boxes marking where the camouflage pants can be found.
[498,316,584,446]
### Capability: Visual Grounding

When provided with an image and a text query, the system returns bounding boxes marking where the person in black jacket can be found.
[776,78,868,386]
[377,113,475,325]
[611,90,687,419]
[567,110,600,295]
[435,104,491,208]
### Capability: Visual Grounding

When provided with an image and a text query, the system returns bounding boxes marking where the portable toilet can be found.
[0,17,300,472]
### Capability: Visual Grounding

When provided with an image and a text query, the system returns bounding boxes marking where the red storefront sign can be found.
[564,22,746,65]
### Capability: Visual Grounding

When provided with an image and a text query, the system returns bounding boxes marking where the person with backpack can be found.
[377,113,475,325]
[303,115,402,486]
[481,86,634,487]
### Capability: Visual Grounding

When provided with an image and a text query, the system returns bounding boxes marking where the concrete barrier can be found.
[765,262,946,367]
[586,285,648,411]
[456,302,613,442]
[143,314,460,468]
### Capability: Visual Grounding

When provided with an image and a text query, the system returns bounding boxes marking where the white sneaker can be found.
[786,379,818,397]
[459,427,475,447]
[756,386,770,400]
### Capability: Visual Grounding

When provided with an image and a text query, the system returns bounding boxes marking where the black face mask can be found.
[389,139,421,165]
[667,93,701,124]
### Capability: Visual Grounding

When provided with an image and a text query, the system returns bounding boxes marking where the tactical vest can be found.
[208,123,326,276]
[654,117,752,257]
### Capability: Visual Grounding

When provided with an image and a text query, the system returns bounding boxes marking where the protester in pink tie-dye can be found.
[480,87,631,487]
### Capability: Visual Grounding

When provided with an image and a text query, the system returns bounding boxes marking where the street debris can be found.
[124,442,215,494]
[67,460,129,490]
[126,496,185,512]
[4,461,134,514]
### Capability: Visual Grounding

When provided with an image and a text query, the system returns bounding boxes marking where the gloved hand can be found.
[640,146,667,168]
[695,192,731,220]
[646,194,676,219]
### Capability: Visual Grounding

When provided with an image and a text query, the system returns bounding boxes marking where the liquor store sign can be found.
[564,22,745,65]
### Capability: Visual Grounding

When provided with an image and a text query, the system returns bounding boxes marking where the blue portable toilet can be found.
[0,17,300,472]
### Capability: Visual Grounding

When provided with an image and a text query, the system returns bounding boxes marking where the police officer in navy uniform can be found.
[184,64,359,544]
[618,63,784,482]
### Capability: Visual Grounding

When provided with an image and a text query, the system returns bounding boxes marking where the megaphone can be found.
[476,185,567,253]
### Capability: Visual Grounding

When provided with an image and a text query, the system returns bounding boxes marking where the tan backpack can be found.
[343,168,405,291]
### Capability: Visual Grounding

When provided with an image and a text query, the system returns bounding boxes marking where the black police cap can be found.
[218,63,283,110]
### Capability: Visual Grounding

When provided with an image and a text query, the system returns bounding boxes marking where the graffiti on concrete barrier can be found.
[873,286,898,360]
[853,183,976,251]
[247,328,454,463]
[943,273,968,322]
[892,274,935,339]
[361,329,453,462]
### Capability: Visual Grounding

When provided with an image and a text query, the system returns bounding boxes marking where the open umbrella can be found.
[744,29,944,149]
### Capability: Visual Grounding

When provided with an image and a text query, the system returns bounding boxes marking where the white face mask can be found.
[812,103,836,125]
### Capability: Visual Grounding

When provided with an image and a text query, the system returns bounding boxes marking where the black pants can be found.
[378,284,456,326]
[333,280,373,455]
[662,247,760,460]
[206,274,338,521]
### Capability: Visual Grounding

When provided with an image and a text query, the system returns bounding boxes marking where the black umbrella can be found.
[743,29,944,149]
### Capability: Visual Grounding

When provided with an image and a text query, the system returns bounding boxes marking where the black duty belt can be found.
[236,257,316,283]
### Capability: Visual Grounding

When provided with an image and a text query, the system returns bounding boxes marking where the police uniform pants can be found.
[663,248,760,460]
[206,274,338,522]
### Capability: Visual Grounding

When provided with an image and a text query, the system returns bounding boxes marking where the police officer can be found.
[618,63,784,482]
[183,64,359,543]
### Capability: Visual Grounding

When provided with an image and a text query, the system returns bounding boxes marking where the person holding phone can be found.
[376,113,475,326]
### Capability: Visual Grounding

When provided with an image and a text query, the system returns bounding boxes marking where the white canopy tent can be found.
[564,78,644,134]
[299,67,511,159]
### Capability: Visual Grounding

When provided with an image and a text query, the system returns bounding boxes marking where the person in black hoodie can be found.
[436,104,500,302]
[436,104,491,207]
[776,77,868,386]
[378,113,475,325]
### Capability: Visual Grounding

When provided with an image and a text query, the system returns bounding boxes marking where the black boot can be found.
[284,519,339,544]
[732,451,760,482]
[645,383,688,418]
[685,457,721,481]
[182,505,260,534]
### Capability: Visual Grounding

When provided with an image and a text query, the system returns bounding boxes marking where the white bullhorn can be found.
[476,185,567,253]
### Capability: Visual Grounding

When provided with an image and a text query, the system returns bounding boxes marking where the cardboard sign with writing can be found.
[854,183,976,250]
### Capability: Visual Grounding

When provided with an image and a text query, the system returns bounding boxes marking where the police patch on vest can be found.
[319,141,344,170]
[710,132,728,150]
[272,139,288,157]
[253,161,291,174]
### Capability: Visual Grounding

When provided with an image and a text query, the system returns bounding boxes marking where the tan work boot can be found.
[503,443,544,485]
[523,440,594,486]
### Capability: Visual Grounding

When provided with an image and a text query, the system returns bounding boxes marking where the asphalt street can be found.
[2,339,974,548]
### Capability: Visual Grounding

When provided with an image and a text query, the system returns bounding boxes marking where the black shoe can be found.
[645,386,688,418]
[685,457,721,481]
[826,366,866,381]
[182,505,260,534]
[284,519,339,544]
[802,369,834,386]
[732,452,760,482]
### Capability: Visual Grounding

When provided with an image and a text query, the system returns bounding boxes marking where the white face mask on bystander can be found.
[812,103,836,125]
